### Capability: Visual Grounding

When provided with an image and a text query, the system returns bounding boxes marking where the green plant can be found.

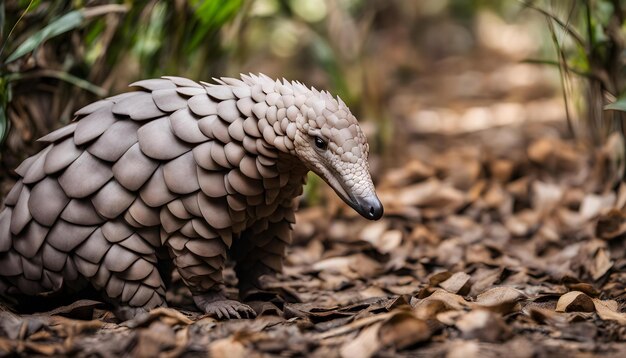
[0,0,246,193]
[524,0,626,148]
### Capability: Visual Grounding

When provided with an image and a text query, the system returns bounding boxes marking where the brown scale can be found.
[0,74,383,320]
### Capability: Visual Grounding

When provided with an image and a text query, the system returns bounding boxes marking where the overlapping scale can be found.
[101,219,134,243]
[170,108,208,143]
[87,120,140,161]
[44,137,83,174]
[159,207,185,234]
[37,123,78,143]
[41,244,67,271]
[130,78,177,91]
[188,95,217,116]
[179,195,201,218]
[28,177,69,226]
[10,186,32,235]
[206,85,235,100]
[137,117,191,160]
[162,151,200,194]
[197,167,227,198]
[140,167,176,207]
[59,151,113,198]
[74,228,111,263]
[112,93,164,120]
[127,199,160,227]
[13,221,48,258]
[47,220,97,252]
[185,239,225,258]
[92,180,135,219]
[112,143,159,191]
[119,234,154,256]
[61,199,105,225]
[3,181,23,207]
[198,195,232,229]
[0,210,12,252]
[74,105,116,145]
[152,88,189,112]
[162,76,201,88]
[22,145,52,184]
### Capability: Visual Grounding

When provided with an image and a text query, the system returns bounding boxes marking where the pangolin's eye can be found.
[314,136,328,150]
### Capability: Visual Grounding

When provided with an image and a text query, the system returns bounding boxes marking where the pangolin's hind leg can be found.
[232,208,294,303]
[74,221,167,320]
[165,230,255,319]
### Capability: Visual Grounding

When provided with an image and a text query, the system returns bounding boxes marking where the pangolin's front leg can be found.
[162,199,255,319]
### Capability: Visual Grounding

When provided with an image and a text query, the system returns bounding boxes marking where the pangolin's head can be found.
[240,74,383,220]
[290,85,383,220]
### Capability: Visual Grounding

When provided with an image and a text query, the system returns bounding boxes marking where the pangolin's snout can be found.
[355,194,384,220]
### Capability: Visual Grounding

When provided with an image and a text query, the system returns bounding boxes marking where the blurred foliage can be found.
[0,0,245,184]
[525,0,626,156]
[0,0,559,201]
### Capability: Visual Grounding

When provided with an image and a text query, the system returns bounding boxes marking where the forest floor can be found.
[1,50,626,357]
[1,120,625,357]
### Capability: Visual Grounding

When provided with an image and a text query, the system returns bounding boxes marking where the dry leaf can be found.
[339,322,381,358]
[555,291,595,313]
[579,193,614,220]
[591,247,613,281]
[209,337,248,358]
[531,181,563,214]
[438,272,472,295]
[592,299,626,324]
[474,286,526,314]
[415,289,470,312]
[378,312,431,349]
[455,310,512,342]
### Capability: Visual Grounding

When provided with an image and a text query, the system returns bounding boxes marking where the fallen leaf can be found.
[592,299,626,324]
[209,337,248,358]
[414,289,470,312]
[474,286,526,314]
[531,181,563,215]
[446,340,482,358]
[579,193,614,220]
[455,310,512,342]
[438,272,471,295]
[591,247,613,281]
[339,322,381,358]
[379,311,431,349]
[555,291,595,313]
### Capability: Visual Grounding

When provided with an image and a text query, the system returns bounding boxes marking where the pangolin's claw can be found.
[193,291,256,319]
[203,300,256,320]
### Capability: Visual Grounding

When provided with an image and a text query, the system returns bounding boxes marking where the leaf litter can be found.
[1,122,625,357]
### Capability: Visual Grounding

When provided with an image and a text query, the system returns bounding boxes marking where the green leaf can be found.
[0,106,7,144]
[0,76,9,143]
[604,97,626,111]
[194,0,243,27]
[6,10,85,63]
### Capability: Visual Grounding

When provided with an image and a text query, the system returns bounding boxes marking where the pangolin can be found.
[0,74,383,319]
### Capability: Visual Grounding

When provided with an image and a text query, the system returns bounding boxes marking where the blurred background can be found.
[0,0,567,191]
[1,0,625,204]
